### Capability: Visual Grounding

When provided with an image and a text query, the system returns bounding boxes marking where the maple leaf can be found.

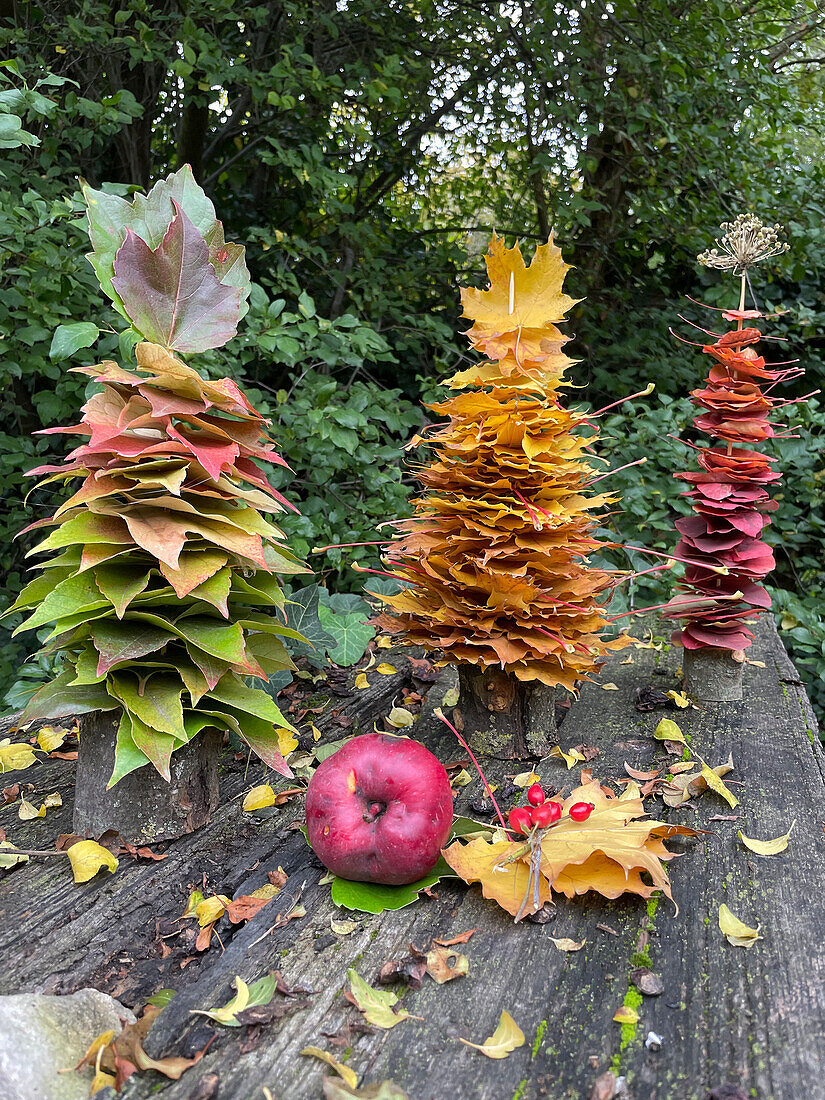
[443,779,698,919]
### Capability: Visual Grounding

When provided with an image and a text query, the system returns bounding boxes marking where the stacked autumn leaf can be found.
[377,235,626,692]
[665,313,801,651]
[5,167,307,785]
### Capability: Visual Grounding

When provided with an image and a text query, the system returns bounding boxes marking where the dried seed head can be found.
[698,213,789,274]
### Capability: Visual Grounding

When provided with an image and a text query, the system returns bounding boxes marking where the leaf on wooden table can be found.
[425,946,469,983]
[66,839,119,883]
[386,707,414,729]
[653,718,685,744]
[459,1010,524,1059]
[718,903,761,948]
[346,969,414,1029]
[354,673,369,690]
[18,796,45,820]
[738,821,795,855]
[301,1047,358,1089]
[36,725,67,752]
[331,917,360,935]
[375,663,396,675]
[549,937,586,952]
[195,894,231,927]
[330,857,455,914]
[700,761,739,808]
[0,841,28,868]
[0,738,38,772]
[613,1005,640,1025]
[191,973,279,1026]
[666,690,690,708]
[548,746,586,769]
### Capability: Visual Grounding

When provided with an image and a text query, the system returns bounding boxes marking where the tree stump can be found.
[74,712,222,844]
[683,647,744,702]
[455,665,556,759]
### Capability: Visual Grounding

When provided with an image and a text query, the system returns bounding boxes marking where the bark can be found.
[683,647,744,702]
[73,712,221,843]
[455,664,556,759]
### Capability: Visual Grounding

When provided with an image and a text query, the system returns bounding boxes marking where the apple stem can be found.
[434,706,511,836]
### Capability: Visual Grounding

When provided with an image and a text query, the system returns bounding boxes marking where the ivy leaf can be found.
[318,604,375,666]
[49,322,99,360]
[112,203,242,353]
[284,586,337,667]
[458,1010,524,1059]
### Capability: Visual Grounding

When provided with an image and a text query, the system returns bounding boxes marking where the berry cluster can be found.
[508,782,594,835]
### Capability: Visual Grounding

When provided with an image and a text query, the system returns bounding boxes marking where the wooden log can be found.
[73,711,221,844]
[455,664,556,758]
[683,646,744,701]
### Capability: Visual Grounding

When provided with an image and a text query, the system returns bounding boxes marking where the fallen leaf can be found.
[548,745,586,769]
[512,770,540,788]
[331,917,360,935]
[425,945,468,983]
[18,796,45,820]
[376,636,393,649]
[278,728,299,756]
[0,840,28,868]
[375,663,397,675]
[459,1009,524,1059]
[600,682,619,691]
[549,937,586,952]
[2,784,20,804]
[67,840,119,883]
[354,673,369,690]
[718,903,761,948]
[386,707,414,729]
[613,1005,640,1025]
[700,761,738,808]
[0,738,38,773]
[346,969,413,1029]
[450,768,472,788]
[624,763,660,781]
[441,686,460,708]
[195,894,231,927]
[653,718,685,744]
[37,726,68,752]
[433,928,477,946]
[191,973,279,1026]
[312,724,323,742]
[301,1047,358,1089]
[666,690,690,708]
[589,1071,618,1100]
[243,783,278,811]
[378,955,427,989]
[738,821,795,855]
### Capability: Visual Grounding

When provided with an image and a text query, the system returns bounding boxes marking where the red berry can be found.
[509,807,533,835]
[527,783,545,806]
[545,800,562,823]
[531,803,555,829]
[569,802,594,822]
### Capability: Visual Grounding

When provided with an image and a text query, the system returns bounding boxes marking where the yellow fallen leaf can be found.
[331,917,360,935]
[386,707,414,729]
[0,841,28,868]
[37,726,67,752]
[300,1047,357,1089]
[42,791,62,809]
[183,889,204,917]
[550,937,586,952]
[66,840,119,884]
[450,768,472,788]
[376,635,393,649]
[376,663,397,675]
[355,672,369,690]
[441,686,460,708]
[700,761,738,808]
[459,1010,524,1059]
[666,690,690,709]
[718,903,761,947]
[311,724,322,742]
[18,797,45,820]
[653,718,685,744]
[425,946,469,983]
[745,659,766,668]
[0,738,38,773]
[277,728,298,756]
[512,770,540,788]
[613,1005,639,1025]
[195,894,231,927]
[249,883,282,901]
[548,745,586,770]
[739,821,795,856]
[347,969,412,1029]
[600,682,619,691]
[243,784,277,811]
[91,1068,117,1096]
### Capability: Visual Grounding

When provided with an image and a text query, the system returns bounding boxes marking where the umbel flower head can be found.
[698,213,789,275]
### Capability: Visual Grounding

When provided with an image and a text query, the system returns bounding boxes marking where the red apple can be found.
[305,732,454,885]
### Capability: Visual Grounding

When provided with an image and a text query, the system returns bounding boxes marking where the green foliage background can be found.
[2,0,824,713]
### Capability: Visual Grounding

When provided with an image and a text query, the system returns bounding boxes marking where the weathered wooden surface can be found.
[74,713,221,844]
[1,625,823,1100]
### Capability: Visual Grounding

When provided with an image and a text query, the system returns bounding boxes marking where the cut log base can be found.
[683,647,744,702]
[74,711,222,844]
[455,665,556,759]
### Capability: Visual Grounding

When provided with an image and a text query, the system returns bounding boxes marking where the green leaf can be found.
[108,671,186,739]
[92,620,172,675]
[318,603,374,667]
[49,322,99,360]
[330,857,455,914]
[22,671,118,724]
[205,672,295,729]
[284,586,336,667]
[93,564,151,618]
[13,570,109,634]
